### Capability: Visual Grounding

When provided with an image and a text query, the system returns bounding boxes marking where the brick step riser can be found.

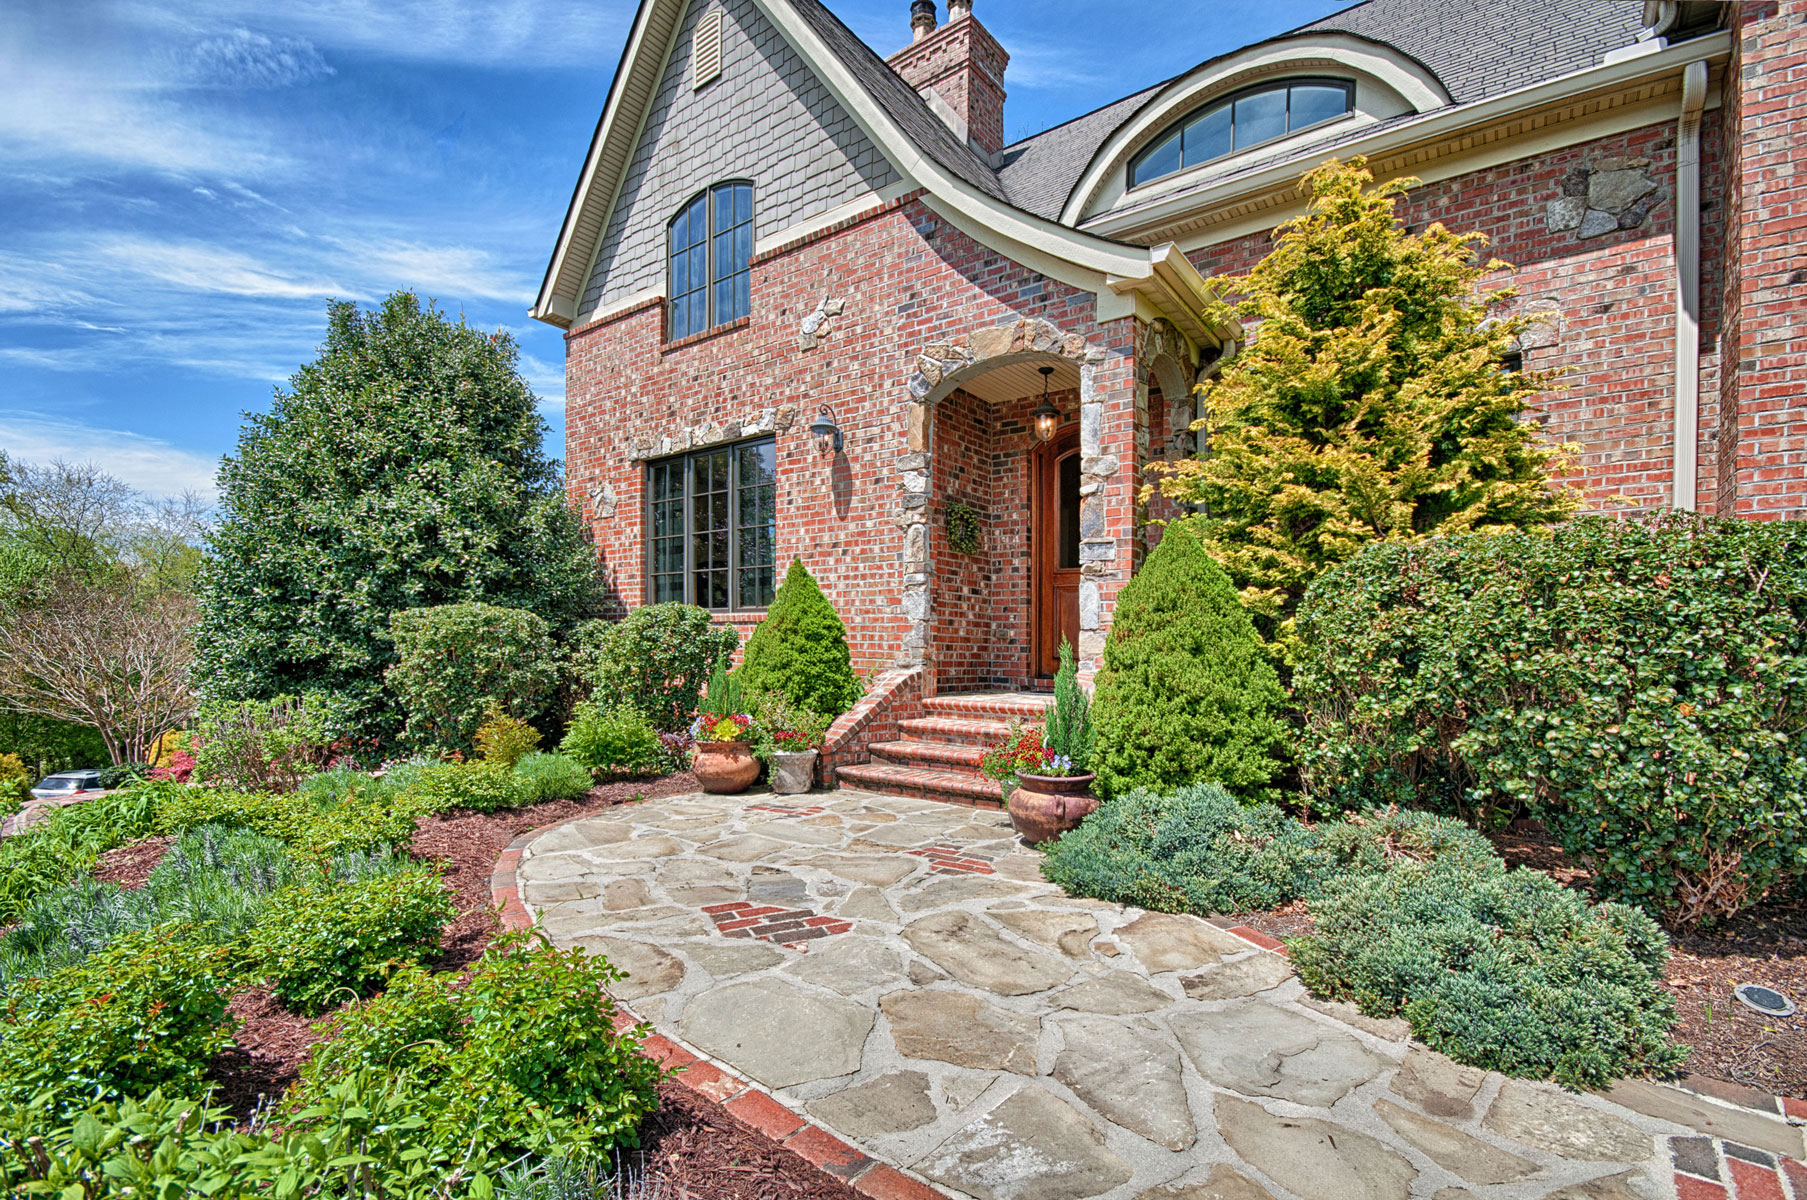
[922,697,1052,721]
[869,741,987,771]
[833,763,1005,810]
[898,717,1013,747]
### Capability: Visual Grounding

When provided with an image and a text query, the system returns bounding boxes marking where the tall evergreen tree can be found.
[195,292,599,742]
[737,559,862,718]
[1152,158,1577,638]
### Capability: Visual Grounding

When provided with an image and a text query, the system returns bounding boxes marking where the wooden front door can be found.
[1033,431,1082,678]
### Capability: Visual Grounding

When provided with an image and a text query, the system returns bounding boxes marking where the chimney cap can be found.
[910,0,937,40]
[948,0,972,17]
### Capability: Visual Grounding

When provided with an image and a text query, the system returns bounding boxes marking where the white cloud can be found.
[187,29,334,89]
[97,236,354,300]
[519,353,565,406]
[329,238,530,304]
[0,413,221,501]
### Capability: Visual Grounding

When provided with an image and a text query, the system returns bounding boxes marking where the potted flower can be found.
[983,640,1097,844]
[689,661,762,794]
[751,693,829,795]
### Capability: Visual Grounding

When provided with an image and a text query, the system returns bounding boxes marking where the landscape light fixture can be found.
[1733,982,1796,1018]
[808,404,843,454]
[1032,365,1060,442]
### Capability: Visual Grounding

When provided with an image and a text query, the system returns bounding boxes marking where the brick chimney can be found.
[888,1,1009,159]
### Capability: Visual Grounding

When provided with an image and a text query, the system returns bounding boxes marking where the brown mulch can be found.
[182,771,860,1198]
[90,834,175,889]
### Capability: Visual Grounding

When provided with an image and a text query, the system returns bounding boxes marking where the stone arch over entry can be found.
[895,319,1111,680]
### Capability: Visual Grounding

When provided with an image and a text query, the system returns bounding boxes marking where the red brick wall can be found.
[1721,0,1807,520]
[1184,120,1726,514]
[886,16,1009,156]
[563,197,1132,686]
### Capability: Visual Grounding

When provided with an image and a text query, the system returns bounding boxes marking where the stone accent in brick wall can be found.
[624,405,799,463]
[579,0,900,319]
[1544,155,1667,239]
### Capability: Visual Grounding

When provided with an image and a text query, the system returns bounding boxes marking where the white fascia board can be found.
[532,0,680,328]
[747,0,1159,288]
[1082,30,1731,243]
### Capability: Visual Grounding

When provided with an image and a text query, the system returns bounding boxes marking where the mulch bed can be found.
[1230,820,1807,1101]
[94,770,865,1198]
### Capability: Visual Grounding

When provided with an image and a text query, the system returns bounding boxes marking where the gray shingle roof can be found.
[784,0,1010,202]
[993,0,1650,220]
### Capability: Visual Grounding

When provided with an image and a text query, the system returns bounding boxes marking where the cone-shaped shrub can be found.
[738,559,862,718]
[1091,522,1288,801]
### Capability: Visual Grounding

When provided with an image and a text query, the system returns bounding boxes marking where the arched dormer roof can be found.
[1059,32,1452,225]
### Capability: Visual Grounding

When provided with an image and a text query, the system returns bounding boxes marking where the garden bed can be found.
[1227,820,1807,1101]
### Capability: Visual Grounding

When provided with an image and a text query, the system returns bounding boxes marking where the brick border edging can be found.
[489,815,949,1200]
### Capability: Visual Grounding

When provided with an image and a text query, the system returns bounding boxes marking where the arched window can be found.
[1129,78,1353,188]
[668,180,752,340]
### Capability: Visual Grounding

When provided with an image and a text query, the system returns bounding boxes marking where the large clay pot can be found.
[769,749,819,795]
[693,740,761,794]
[1008,772,1098,845]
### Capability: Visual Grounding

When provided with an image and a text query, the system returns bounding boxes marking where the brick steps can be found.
[870,739,985,769]
[833,761,1004,808]
[922,692,1051,720]
[898,716,1012,746]
[838,691,1050,808]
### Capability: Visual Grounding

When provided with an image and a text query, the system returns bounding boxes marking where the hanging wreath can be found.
[947,502,981,555]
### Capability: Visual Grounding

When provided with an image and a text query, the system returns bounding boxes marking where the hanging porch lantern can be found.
[1031,365,1060,442]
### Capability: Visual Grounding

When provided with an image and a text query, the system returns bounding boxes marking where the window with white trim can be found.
[647,437,776,611]
[668,181,752,340]
[1129,79,1354,188]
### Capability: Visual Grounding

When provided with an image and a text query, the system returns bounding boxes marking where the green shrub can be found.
[408,759,532,813]
[1090,522,1289,801]
[95,762,150,790]
[153,781,425,858]
[190,695,331,792]
[0,787,161,923]
[386,601,559,751]
[292,932,662,1162]
[1295,514,1807,927]
[559,701,663,776]
[0,928,238,1118]
[1291,864,1686,1089]
[513,752,594,803]
[737,559,862,718]
[0,753,29,816]
[1041,639,1095,775]
[244,869,455,1015]
[475,702,542,767]
[583,603,738,731]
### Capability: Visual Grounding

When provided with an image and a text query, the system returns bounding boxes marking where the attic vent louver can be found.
[693,9,723,90]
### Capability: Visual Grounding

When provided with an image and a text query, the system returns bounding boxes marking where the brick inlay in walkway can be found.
[704,900,852,946]
[906,843,995,875]
[745,803,829,819]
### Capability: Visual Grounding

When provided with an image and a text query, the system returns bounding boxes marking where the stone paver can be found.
[516,789,1736,1200]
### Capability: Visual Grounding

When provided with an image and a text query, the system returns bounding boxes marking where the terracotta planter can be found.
[769,749,819,795]
[693,740,761,794]
[1008,772,1098,845]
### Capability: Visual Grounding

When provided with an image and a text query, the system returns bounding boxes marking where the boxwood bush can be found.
[244,869,456,1015]
[580,603,738,731]
[1295,514,1807,927]
[559,701,663,776]
[737,559,863,718]
[386,602,559,752]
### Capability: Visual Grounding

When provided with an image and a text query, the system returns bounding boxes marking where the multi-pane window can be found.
[646,438,776,611]
[1130,79,1353,188]
[668,181,753,340]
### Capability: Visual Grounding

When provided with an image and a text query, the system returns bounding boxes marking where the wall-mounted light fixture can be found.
[1031,365,1060,443]
[808,404,843,454]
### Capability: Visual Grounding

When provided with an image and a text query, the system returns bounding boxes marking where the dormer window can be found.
[1129,78,1354,188]
[668,181,752,341]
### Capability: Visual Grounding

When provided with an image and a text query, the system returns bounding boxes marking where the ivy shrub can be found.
[1295,514,1807,927]
[738,559,863,718]
[0,927,239,1118]
[1090,522,1289,801]
[513,752,594,803]
[583,603,737,731]
[244,869,456,1015]
[559,701,663,776]
[292,933,663,1162]
[190,695,332,792]
[386,602,559,752]
[1291,864,1687,1089]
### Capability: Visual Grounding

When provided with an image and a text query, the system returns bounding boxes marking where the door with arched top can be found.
[1032,429,1082,679]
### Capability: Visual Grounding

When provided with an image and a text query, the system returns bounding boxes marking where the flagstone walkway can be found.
[510,789,1806,1200]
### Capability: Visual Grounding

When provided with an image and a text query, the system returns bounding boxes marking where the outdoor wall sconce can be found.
[808,404,844,454]
[1031,365,1060,442]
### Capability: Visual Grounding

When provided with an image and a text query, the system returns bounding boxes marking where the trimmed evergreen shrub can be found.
[1290,864,1686,1089]
[1089,523,1289,801]
[583,604,738,732]
[512,752,594,802]
[737,559,863,718]
[1295,513,1807,927]
[559,701,663,776]
[245,869,456,1015]
[386,602,559,752]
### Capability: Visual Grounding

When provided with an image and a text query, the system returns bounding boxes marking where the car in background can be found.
[29,769,106,801]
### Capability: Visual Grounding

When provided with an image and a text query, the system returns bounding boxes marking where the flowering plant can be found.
[748,691,829,760]
[690,712,754,743]
[149,748,197,784]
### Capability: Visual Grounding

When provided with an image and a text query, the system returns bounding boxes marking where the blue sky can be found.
[0,0,1351,500]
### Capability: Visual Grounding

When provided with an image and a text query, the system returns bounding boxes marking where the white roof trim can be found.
[1060,33,1453,226]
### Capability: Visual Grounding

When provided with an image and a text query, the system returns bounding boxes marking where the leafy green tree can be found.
[1090,522,1288,802]
[1151,158,1576,638]
[194,292,600,744]
[737,559,862,718]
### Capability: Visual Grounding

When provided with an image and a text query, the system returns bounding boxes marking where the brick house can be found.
[534,0,1807,797]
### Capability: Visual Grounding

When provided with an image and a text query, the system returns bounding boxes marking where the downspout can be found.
[1673,59,1709,510]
